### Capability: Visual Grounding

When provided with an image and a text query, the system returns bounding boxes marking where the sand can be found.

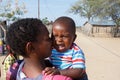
[0,30,120,80]
[75,31,120,80]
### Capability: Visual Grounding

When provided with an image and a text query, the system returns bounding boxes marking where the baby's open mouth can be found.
[57,44,65,50]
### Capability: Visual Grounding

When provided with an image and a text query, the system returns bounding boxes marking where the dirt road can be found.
[75,31,120,80]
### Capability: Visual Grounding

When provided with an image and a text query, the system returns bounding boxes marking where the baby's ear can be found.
[73,34,77,42]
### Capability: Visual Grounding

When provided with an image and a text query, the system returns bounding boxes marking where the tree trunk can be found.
[113,26,119,37]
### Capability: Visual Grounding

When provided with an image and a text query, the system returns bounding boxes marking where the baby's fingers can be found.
[44,67,51,72]
[43,67,54,75]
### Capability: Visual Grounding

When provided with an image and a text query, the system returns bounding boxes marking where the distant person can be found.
[6,18,72,80]
[2,44,19,77]
[44,16,88,80]
[0,38,3,55]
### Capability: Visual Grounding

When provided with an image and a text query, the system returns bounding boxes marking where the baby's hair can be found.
[53,16,76,34]
[6,18,45,57]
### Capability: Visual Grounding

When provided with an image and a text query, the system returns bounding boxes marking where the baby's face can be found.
[52,24,75,52]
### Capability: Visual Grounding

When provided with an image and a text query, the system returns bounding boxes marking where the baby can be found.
[44,16,88,80]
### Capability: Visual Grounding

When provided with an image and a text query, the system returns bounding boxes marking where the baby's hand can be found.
[43,67,60,75]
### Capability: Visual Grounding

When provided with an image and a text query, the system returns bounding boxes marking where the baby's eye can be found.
[54,35,58,37]
[63,35,69,38]
[64,35,68,37]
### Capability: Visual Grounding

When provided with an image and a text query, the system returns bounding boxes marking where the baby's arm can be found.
[59,68,84,79]
[43,67,84,79]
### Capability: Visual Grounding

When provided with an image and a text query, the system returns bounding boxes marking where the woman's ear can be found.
[25,42,34,55]
[73,34,77,42]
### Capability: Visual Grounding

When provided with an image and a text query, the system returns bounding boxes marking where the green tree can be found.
[69,0,99,21]
[0,0,27,41]
[41,17,50,25]
[0,0,27,22]
[69,0,120,37]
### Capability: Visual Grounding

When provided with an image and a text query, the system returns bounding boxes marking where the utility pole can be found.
[38,0,40,19]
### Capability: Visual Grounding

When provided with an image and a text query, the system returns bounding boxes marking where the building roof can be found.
[84,20,116,26]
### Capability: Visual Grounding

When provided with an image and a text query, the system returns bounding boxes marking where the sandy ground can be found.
[0,30,120,80]
[75,31,120,80]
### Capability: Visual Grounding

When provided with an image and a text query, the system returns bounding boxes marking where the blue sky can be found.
[7,0,87,26]
[20,0,88,26]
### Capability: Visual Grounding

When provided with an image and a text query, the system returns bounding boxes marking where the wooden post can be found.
[38,0,40,19]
